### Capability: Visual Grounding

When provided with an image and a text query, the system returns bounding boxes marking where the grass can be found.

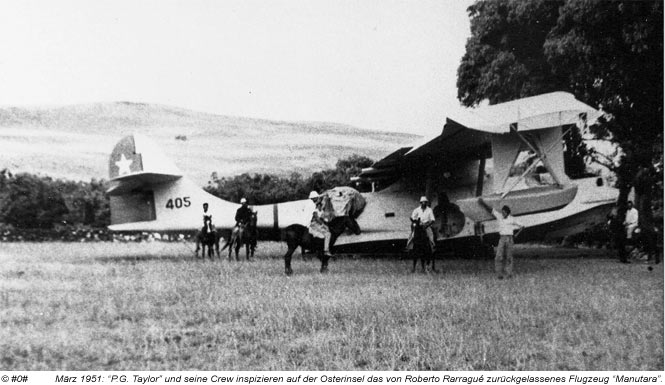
[0,241,662,370]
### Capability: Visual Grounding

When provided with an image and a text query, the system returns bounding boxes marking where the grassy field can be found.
[0,241,662,371]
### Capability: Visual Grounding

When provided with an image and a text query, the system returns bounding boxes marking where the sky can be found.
[0,0,473,136]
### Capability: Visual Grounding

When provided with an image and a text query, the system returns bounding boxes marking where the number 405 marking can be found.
[165,197,191,209]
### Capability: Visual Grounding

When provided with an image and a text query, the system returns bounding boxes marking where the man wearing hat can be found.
[229,198,254,246]
[406,196,436,251]
[235,198,253,228]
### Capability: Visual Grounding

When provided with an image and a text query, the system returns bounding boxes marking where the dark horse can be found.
[196,221,221,259]
[282,216,360,275]
[410,218,437,273]
[223,212,257,261]
[629,226,661,264]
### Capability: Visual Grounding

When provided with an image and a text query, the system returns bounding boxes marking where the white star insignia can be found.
[115,153,133,176]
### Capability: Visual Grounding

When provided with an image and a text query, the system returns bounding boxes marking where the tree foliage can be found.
[205,154,374,204]
[0,170,110,229]
[458,0,663,227]
[0,171,68,229]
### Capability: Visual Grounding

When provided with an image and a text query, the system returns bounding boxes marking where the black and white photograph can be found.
[0,0,662,373]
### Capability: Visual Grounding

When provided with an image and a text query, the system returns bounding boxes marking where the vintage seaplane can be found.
[107,92,618,255]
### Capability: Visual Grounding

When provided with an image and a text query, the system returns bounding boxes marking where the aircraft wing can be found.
[356,119,491,183]
[357,91,601,184]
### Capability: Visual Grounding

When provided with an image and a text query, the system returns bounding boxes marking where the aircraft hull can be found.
[335,177,616,248]
[455,184,579,222]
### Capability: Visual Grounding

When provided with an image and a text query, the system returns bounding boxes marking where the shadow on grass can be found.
[92,254,197,264]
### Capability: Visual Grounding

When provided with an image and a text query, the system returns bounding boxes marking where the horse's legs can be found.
[284,246,296,275]
[195,236,202,258]
[320,252,329,273]
[430,249,438,273]
[227,237,234,261]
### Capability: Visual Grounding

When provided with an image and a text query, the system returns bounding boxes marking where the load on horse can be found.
[282,186,366,275]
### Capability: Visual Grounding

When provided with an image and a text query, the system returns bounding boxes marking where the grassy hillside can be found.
[0,103,417,185]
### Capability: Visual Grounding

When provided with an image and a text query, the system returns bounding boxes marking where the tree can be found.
[545,0,663,231]
[0,173,69,229]
[457,0,663,229]
[205,154,374,205]
[0,172,111,230]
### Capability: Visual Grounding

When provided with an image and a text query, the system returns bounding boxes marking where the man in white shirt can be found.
[202,203,213,230]
[196,202,213,254]
[479,198,524,279]
[406,196,436,251]
[624,201,639,239]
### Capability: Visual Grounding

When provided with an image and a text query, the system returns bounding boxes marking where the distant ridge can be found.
[0,102,418,185]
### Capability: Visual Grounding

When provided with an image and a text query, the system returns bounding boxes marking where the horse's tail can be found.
[221,233,234,250]
[221,240,229,251]
[225,227,240,250]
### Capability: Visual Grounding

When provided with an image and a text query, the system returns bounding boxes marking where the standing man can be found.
[308,191,332,256]
[406,196,436,251]
[624,201,639,239]
[608,208,629,263]
[478,198,524,279]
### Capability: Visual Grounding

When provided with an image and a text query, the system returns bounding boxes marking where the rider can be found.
[196,202,214,253]
[308,191,332,257]
[235,198,253,228]
[202,202,213,230]
[230,198,253,241]
[406,196,436,251]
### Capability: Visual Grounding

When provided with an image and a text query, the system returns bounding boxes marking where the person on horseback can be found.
[235,198,252,228]
[308,190,332,257]
[230,198,252,241]
[202,202,213,229]
[406,196,436,251]
[195,202,215,255]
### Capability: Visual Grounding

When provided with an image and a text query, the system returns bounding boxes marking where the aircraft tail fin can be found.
[107,134,185,229]
[107,134,182,196]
